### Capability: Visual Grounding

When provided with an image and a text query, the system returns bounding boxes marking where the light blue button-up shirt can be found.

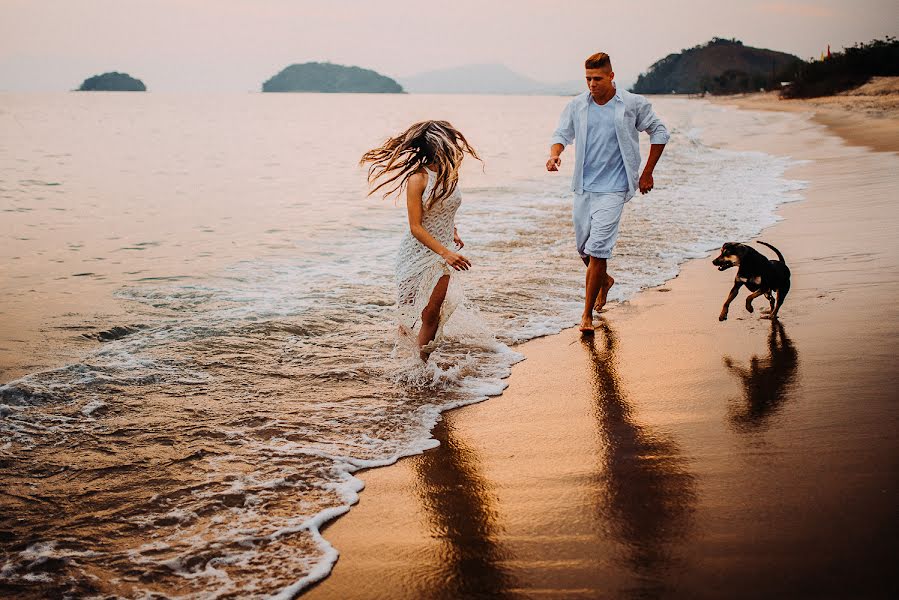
[551,88,670,201]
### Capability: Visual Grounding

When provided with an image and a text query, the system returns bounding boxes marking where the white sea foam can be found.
[80,398,106,417]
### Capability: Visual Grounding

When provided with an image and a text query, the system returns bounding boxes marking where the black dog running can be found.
[712,241,791,321]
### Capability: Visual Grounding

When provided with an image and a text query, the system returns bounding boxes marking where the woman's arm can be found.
[453,226,464,249]
[406,172,471,270]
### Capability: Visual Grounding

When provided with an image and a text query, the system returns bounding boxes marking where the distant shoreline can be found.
[705,78,899,154]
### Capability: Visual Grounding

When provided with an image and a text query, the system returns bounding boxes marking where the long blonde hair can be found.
[360,120,480,208]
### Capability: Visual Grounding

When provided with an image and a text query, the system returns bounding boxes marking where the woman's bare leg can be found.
[418,275,450,361]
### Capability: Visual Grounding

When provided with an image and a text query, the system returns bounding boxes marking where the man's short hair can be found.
[585,52,612,70]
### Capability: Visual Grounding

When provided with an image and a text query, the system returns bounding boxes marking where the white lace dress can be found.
[394,169,465,342]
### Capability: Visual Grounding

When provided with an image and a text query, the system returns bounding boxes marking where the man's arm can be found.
[635,96,669,194]
[547,143,564,171]
[634,96,669,144]
[639,143,665,194]
[547,102,575,171]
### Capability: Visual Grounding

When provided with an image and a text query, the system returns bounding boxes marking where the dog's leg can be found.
[763,291,775,314]
[745,289,765,314]
[770,284,790,320]
[720,282,743,321]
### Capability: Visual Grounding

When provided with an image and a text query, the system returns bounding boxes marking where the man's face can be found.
[585,68,615,98]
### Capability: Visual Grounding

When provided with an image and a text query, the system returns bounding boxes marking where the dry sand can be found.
[302,101,899,598]
[712,76,899,154]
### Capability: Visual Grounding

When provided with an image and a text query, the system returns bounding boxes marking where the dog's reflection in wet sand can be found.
[724,320,800,432]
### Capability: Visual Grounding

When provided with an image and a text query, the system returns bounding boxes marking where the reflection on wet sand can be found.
[410,419,515,600]
[582,321,696,594]
[724,320,800,432]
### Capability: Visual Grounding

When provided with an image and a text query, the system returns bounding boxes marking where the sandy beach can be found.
[711,77,899,154]
[303,99,899,599]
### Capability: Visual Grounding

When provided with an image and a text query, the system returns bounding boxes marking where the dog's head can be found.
[712,242,747,271]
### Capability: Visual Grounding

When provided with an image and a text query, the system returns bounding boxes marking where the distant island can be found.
[631,38,801,95]
[399,64,583,95]
[77,72,146,92]
[262,62,403,93]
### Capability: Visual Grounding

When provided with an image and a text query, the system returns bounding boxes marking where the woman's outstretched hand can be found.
[442,250,471,271]
[546,156,561,171]
[453,229,464,249]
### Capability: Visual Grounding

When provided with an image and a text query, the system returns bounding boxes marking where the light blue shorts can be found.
[573,191,627,259]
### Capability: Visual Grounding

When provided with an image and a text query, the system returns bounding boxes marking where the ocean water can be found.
[0,93,805,598]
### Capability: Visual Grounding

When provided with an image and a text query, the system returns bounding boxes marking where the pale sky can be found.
[1,0,896,91]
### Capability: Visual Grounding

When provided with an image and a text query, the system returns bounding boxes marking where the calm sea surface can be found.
[0,93,804,598]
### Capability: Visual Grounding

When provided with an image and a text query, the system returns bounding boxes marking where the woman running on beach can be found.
[361,120,479,361]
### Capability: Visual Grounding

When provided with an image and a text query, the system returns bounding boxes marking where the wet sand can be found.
[303,104,899,597]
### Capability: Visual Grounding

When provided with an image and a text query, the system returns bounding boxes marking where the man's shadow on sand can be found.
[723,320,800,432]
[581,321,696,594]
[410,419,514,600]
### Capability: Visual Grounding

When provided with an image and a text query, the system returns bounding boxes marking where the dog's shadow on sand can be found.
[582,321,696,593]
[723,320,800,432]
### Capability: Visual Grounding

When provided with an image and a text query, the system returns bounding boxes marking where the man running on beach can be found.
[547,52,669,332]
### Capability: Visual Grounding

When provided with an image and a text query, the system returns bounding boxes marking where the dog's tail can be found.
[756,241,786,264]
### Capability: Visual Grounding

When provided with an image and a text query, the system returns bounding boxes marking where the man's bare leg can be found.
[594,274,615,312]
[582,254,614,311]
[580,256,607,332]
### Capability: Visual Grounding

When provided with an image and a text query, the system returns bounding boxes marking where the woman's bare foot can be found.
[579,314,594,333]
[419,339,438,362]
[594,275,615,312]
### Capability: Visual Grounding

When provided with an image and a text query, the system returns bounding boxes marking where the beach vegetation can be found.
[781,37,899,98]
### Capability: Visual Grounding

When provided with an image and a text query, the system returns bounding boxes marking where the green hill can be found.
[631,38,801,95]
[262,62,403,93]
[77,72,146,92]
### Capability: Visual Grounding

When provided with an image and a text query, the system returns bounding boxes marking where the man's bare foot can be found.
[579,314,594,334]
[594,275,615,312]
